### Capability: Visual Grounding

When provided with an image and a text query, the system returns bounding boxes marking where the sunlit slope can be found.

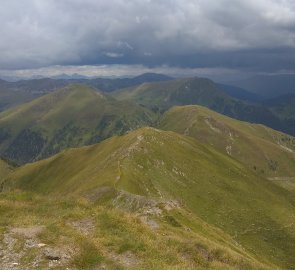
[6,128,295,269]
[0,84,156,164]
[159,105,295,178]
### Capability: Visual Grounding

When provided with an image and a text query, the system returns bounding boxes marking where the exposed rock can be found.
[43,248,61,260]
[0,233,24,270]
[24,238,38,249]
[140,216,159,229]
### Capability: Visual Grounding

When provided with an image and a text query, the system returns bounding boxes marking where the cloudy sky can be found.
[1,0,295,79]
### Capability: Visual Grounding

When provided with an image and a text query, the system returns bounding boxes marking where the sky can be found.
[1,0,295,80]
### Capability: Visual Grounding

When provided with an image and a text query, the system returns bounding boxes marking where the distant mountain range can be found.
[228,74,295,98]
[1,74,295,136]
[0,73,173,112]
[217,83,264,102]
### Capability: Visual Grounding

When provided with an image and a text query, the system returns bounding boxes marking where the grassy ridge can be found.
[158,105,295,178]
[0,84,156,164]
[4,127,295,269]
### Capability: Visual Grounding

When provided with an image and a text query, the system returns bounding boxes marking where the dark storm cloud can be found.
[1,0,295,71]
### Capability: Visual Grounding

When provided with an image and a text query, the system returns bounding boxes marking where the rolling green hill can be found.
[4,127,295,269]
[113,77,294,135]
[158,105,295,180]
[0,84,156,164]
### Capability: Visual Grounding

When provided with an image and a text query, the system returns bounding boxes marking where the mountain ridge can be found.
[3,127,295,269]
[0,73,173,112]
[113,76,294,135]
[158,105,295,184]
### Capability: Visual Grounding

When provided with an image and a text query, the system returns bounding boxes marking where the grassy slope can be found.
[5,128,295,269]
[112,77,292,135]
[0,158,13,182]
[0,84,156,164]
[158,105,295,179]
[0,191,273,270]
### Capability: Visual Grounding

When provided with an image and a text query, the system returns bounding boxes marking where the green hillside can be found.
[0,84,156,164]
[0,158,13,182]
[158,105,295,181]
[4,128,295,269]
[113,77,293,135]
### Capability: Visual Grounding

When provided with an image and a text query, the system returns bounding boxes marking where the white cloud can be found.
[0,64,243,81]
[104,52,124,58]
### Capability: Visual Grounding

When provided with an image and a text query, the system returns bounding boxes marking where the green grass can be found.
[112,77,293,135]
[0,84,156,164]
[0,190,275,269]
[158,105,295,178]
[72,239,104,269]
[3,127,295,269]
[0,158,14,183]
